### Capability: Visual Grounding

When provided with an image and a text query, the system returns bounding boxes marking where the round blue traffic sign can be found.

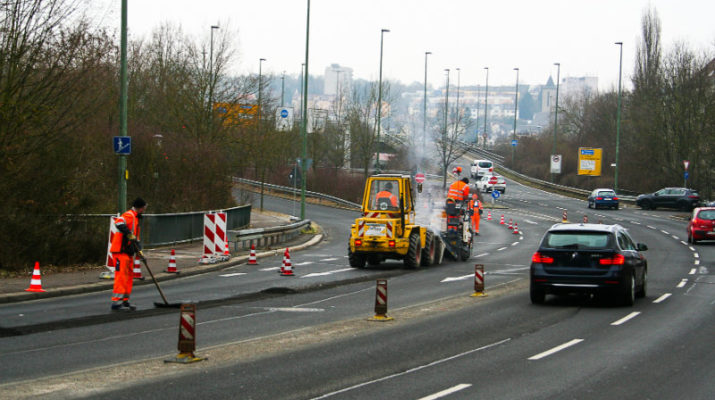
[280,109,289,118]
[491,190,500,199]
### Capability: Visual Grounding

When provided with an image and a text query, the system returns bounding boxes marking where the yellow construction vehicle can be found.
[348,174,443,268]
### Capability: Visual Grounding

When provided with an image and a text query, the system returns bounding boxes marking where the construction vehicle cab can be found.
[348,175,439,269]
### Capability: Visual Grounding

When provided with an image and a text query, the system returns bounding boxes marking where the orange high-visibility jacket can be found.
[447,180,470,201]
[110,209,141,253]
[376,190,398,207]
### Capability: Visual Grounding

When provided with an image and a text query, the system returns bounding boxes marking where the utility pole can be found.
[300,1,310,220]
[117,0,128,213]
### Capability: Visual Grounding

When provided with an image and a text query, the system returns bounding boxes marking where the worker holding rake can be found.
[110,198,147,311]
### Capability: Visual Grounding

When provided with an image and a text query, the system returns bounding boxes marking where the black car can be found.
[530,223,648,306]
[636,187,700,211]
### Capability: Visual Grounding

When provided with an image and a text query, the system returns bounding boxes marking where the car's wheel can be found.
[677,201,692,211]
[621,272,635,306]
[404,232,422,269]
[636,270,647,298]
[640,200,652,210]
[587,201,592,209]
[348,250,366,269]
[688,231,697,244]
[460,240,471,261]
[421,231,436,267]
[434,238,445,265]
[530,283,546,304]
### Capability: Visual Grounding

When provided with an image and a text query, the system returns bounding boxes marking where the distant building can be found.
[561,76,598,99]
[324,64,353,96]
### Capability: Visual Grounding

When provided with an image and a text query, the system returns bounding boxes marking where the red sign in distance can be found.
[415,173,425,183]
[489,176,498,184]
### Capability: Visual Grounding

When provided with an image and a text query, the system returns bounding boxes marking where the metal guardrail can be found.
[234,177,362,209]
[230,219,312,250]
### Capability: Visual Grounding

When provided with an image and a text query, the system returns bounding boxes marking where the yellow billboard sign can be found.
[577,147,602,176]
[213,103,258,127]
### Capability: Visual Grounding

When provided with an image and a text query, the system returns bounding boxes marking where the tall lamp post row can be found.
[551,62,560,183]
[375,28,389,173]
[511,67,519,165]
[614,41,623,194]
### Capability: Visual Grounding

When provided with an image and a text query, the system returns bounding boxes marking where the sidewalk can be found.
[0,209,322,303]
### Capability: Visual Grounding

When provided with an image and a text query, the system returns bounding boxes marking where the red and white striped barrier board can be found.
[369,279,393,321]
[165,303,205,364]
[471,264,486,297]
[100,216,119,279]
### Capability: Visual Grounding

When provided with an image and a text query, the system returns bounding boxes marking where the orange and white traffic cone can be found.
[279,248,288,274]
[281,248,294,276]
[513,222,520,234]
[562,210,568,223]
[247,244,258,265]
[508,218,513,230]
[166,249,178,273]
[499,215,505,225]
[487,210,492,221]
[133,258,144,280]
[25,262,46,292]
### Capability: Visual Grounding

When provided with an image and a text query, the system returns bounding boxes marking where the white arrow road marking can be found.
[441,274,473,283]
[653,293,671,303]
[486,266,529,275]
[219,272,246,277]
[301,268,353,278]
[418,384,472,400]
[528,338,584,360]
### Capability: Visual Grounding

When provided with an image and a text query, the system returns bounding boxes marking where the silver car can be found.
[477,175,506,193]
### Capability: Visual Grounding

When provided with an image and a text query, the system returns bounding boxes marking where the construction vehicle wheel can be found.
[421,231,435,266]
[404,232,422,269]
[460,241,471,261]
[348,251,366,269]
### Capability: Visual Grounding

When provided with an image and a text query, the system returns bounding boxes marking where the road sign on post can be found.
[415,173,425,183]
[113,136,131,155]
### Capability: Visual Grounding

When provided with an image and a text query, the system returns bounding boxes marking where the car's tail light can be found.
[599,254,625,265]
[388,240,396,248]
[596,197,603,200]
[613,197,619,200]
[532,252,554,264]
[688,195,699,199]
[355,239,362,247]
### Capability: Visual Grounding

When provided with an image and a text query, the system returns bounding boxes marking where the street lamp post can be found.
[300,1,310,220]
[375,28,389,173]
[117,0,128,213]
[615,41,623,194]
[209,25,219,109]
[423,51,431,162]
[455,67,461,135]
[280,71,285,107]
[443,68,450,188]
[551,62,560,182]
[258,58,266,211]
[512,67,520,165]
[483,67,489,149]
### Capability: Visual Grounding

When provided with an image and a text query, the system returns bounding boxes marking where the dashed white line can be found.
[689,268,697,275]
[295,261,314,266]
[511,242,519,246]
[528,339,584,360]
[677,279,688,288]
[320,257,340,262]
[647,225,657,230]
[681,241,688,246]
[661,230,670,235]
[418,384,472,400]
[695,260,700,265]
[693,253,699,259]
[611,311,641,326]
[672,235,679,240]
[474,252,488,258]
[219,272,246,277]
[653,293,672,303]
[497,247,508,251]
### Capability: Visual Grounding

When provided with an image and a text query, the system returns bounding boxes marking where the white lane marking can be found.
[511,242,519,246]
[681,241,688,246]
[611,311,641,326]
[310,339,511,399]
[295,261,314,266]
[260,267,281,271]
[672,235,679,240]
[693,253,699,259]
[528,339,584,360]
[524,219,538,225]
[689,246,695,251]
[647,225,657,230]
[418,384,472,400]
[219,273,246,277]
[320,257,340,262]
[301,268,353,278]
[631,221,641,225]
[653,293,672,303]
[694,260,700,265]
[677,279,688,288]
[661,230,670,235]
[474,252,488,258]
[689,268,697,275]
[441,274,473,283]
[497,247,508,251]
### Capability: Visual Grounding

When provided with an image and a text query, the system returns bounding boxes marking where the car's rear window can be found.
[478,162,492,168]
[597,191,616,197]
[697,210,715,220]
[688,190,699,197]
[543,231,612,249]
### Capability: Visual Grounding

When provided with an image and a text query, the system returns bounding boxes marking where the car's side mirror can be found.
[637,243,648,251]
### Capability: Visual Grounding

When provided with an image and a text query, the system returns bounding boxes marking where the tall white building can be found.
[324,64,353,96]
[561,76,598,98]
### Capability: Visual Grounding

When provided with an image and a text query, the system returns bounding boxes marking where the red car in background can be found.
[687,207,715,244]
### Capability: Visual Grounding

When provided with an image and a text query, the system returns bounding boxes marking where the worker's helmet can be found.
[472,194,478,200]
[457,166,462,173]
[384,182,393,190]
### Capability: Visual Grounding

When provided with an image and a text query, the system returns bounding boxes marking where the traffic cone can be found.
[500,215,505,225]
[247,244,258,265]
[133,258,144,280]
[279,248,288,274]
[281,248,294,276]
[166,249,178,273]
[562,211,568,223]
[508,218,513,230]
[224,241,230,257]
[25,262,46,292]
[513,222,520,234]
[487,210,492,221]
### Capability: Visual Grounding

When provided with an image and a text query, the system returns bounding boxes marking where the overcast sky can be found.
[93,0,714,91]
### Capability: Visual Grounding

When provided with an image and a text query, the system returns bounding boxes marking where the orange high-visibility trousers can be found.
[111,253,134,302]
[472,212,481,233]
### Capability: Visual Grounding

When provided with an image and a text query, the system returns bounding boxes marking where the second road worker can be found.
[110,197,147,311]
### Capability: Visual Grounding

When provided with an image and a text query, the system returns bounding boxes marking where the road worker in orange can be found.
[375,181,398,210]
[447,177,470,202]
[469,193,483,234]
[110,198,147,311]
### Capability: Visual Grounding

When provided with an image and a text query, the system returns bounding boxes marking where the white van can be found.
[470,159,493,179]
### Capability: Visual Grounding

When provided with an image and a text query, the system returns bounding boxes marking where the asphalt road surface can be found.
[1,173,712,400]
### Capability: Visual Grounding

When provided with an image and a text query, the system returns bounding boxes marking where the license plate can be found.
[604,198,612,200]
[365,223,386,236]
